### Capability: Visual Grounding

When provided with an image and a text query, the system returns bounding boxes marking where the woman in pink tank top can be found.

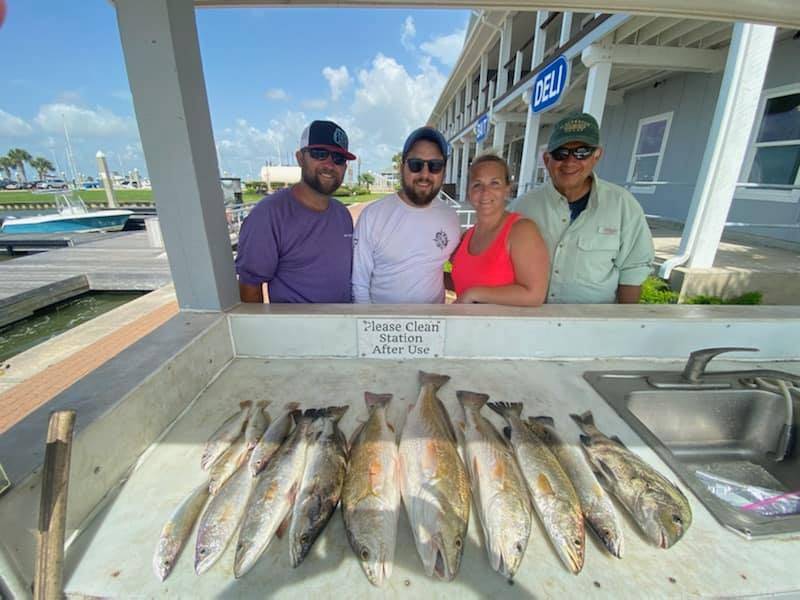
[450,154,549,305]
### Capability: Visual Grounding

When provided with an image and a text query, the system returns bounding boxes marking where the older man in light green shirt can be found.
[513,113,654,304]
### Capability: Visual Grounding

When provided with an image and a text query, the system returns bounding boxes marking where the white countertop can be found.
[62,356,800,599]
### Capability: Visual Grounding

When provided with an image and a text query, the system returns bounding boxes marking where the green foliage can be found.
[639,276,679,304]
[685,291,763,305]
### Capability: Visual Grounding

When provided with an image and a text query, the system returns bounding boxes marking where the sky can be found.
[0,1,469,181]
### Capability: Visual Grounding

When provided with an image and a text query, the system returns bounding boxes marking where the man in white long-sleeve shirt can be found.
[352,127,460,304]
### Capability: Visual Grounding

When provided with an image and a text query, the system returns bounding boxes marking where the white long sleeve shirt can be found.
[352,193,460,304]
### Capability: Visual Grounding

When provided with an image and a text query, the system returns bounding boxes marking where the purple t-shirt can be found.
[235,188,353,303]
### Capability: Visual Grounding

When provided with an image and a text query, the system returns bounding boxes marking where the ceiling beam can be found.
[613,16,658,43]
[611,43,726,71]
[681,22,729,47]
[637,17,683,44]
[659,20,710,45]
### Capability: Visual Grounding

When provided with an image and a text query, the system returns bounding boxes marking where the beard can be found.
[401,176,441,206]
[302,168,343,196]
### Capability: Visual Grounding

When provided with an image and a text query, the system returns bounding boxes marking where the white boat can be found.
[0,192,133,234]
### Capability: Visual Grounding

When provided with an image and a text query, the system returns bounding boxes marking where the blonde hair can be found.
[468,153,510,185]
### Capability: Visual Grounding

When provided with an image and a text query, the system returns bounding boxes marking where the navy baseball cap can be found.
[299,120,356,160]
[402,126,449,160]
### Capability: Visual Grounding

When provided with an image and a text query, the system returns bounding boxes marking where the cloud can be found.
[34,103,137,137]
[401,16,416,51]
[301,99,328,110]
[265,88,289,101]
[214,113,310,170]
[420,28,466,66]
[56,90,83,104]
[322,66,352,102]
[0,108,34,136]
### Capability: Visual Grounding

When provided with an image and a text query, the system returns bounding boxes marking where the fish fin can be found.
[348,419,367,447]
[421,440,439,479]
[579,434,593,447]
[387,421,395,433]
[610,435,627,449]
[456,390,490,411]
[527,417,555,444]
[418,371,450,390]
[503,425,512,440]
[487,402,523,420]
[570,410,595,431]
[533,415,555,427]
[365,392,392,409]
[276,511,291,540]
[595,459,618,486]
[325,405,349,422]
[536,473,555,496]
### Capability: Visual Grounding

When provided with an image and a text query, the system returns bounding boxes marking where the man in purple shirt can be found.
[236,120,356,303]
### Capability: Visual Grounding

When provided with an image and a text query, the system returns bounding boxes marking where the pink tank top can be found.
[451,212,521,296]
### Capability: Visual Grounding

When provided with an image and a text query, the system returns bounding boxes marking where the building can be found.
[430,13,800,252]
[259,164,301,186]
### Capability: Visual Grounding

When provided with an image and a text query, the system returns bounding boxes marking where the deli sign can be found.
[531,55,569,113]
[474,114,489,142]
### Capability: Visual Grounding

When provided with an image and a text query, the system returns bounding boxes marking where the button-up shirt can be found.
[512,176,654,304]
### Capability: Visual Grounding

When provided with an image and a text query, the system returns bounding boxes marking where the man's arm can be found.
[616,284,641,304]
[234,203,279,303]
[239,282,264,303]
[351,210,374,304]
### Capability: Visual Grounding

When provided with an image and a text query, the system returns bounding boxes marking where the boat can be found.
[0,192,132,234]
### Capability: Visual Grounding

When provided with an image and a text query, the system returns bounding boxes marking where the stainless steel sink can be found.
[584,370,799,538]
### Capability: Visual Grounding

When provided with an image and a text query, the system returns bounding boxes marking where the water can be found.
[0,291,144,363]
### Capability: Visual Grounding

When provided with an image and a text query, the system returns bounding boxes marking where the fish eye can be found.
[573,538,582,547]
[360,548,370,561]
[198,548,206,556]
[300,534,309,544]
[515,543,524,553]
[454,537,463,549]
[672,515,683,524]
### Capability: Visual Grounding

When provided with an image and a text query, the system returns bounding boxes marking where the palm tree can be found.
[7,148,33,183]
[29,157,55,181]
[0,156,14,181]
[358,172,375,192]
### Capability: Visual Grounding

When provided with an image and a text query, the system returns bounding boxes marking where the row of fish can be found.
[153,370,692,587]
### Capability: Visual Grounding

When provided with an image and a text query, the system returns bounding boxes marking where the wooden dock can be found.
[0,231,172,328]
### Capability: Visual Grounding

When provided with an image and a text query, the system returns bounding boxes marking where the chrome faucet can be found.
[682,347,759,383]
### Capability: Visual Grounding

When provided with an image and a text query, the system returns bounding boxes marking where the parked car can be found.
[81,181,101,190]
[4,182,20,190]
[41,178,68,190]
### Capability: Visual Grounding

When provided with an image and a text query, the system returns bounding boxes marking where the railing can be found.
[225,203,253,239]
[456,209,476,230]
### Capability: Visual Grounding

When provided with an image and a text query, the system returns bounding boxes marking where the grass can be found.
[0,189,382,206]
[639,276,762,305]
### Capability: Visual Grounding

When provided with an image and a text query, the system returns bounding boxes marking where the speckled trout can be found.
[457,391,532,580]
[249,402,300,476]
[244,400,271,451]
[527,416,624,558]
[194,464,253,574]
[488,402,585,574]
[570,411,692,549]
[153,483,210,581]
[201,401,252,470]
[342,393,401,587]
[399,371,470,581]
[234,410,318,578]
[289,406,349,567]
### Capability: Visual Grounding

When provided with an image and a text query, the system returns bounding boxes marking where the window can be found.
[738,84,800,203]
[627,112,673,194]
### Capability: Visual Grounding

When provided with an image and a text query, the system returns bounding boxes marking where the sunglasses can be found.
[305,148,347,165]
[549,146,597,161]
[405,158,445,174]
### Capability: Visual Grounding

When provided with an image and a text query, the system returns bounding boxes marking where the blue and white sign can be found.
[474,114,489,142]
[531,55,570,114]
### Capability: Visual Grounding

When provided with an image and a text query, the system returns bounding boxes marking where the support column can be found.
[492,120,507,154]
[459,139,472,203]
[464,76,473,122]
[478,54,489,113]
[685,24,776,269]
[496,15,514,97]
[582,43,613,125]
[447,142,457,184]
[531,11,548,70]
[455,88,462,129]
[513,50,523,85]
[115,0,238,311]
[517,107,541,196]
[560,12,573,46]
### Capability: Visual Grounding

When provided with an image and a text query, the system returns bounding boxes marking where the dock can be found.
[0,231,172,328]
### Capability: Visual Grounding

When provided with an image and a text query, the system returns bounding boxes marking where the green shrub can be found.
[685,291,762,305]
[639,276,679,304]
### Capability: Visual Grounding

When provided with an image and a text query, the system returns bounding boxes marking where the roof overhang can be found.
[193,1,800,29]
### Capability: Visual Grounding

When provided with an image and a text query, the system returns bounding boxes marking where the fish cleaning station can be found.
[1,0,800,598]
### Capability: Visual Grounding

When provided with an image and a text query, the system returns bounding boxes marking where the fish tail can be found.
[323,405,349,422]
[285,401,301,411]
[364,392,392,409]
[456,390,490,411]
[532,415,555,427]
[486,401,523,420]
[239,400,253,411]
[418,371,450,390]
[255,400,269,409]
[570,411,598,435]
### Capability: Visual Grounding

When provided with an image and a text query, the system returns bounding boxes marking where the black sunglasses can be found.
[549,146,597,161]
[305,148,347,165]
[405,158,445,174]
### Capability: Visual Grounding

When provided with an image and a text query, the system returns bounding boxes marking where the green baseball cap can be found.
[547,112,600,152]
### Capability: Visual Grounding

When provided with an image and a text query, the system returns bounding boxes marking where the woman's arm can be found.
[455,218,549,306]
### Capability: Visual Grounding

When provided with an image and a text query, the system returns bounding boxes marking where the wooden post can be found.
[33,410,76,600]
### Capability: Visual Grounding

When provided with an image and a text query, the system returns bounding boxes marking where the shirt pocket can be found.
[575,234,619,282]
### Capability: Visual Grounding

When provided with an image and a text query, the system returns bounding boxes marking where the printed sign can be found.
[358,318,445,359]
[474,114,489,142]
[531,55,570,114]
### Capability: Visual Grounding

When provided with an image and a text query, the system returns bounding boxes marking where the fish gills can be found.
[570,411,692,549]
[399,371,470,581]
[487,401,585,574]
[154,483,210,581]
[528,416,624,558]
[457,391,532,580]
[342,392,400,587]
[289,406,349,567]
[201,401,253,470]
